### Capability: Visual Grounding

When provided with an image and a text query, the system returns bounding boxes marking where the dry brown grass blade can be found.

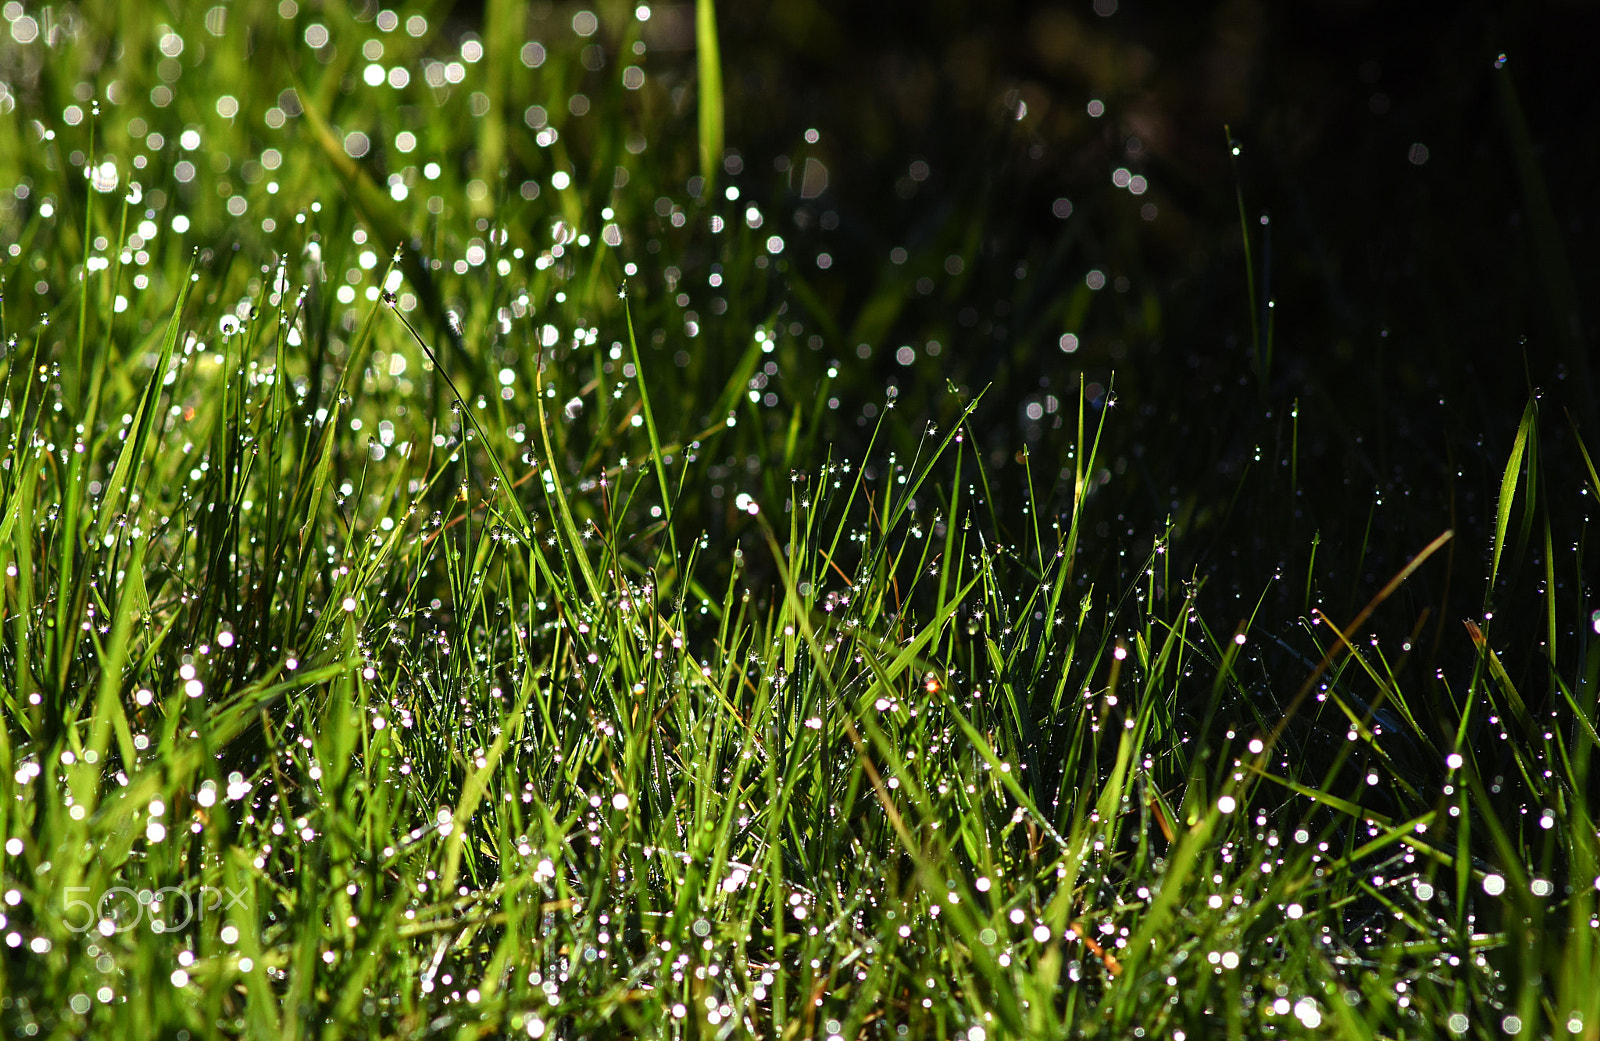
[1253,528,1455,770]
[1070,921,1124,977]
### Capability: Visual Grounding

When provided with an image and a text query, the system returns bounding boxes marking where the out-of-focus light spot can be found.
[89,161,119,193]
[800,157,828,198]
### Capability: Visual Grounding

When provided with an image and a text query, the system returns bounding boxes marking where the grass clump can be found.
[2,4,1598,1039]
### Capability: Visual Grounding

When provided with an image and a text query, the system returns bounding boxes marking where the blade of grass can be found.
[695,0,724,198]
[1488,397,1536,604]
[92,255,197,549]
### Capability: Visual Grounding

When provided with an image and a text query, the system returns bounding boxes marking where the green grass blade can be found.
[93,255,197,548]
[1489,397,1536,601]
[696,0,725,196]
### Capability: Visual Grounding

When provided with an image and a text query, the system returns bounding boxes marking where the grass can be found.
[2,3,1598,1038]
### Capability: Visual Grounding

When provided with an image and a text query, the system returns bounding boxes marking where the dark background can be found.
[717,0,1597,425]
